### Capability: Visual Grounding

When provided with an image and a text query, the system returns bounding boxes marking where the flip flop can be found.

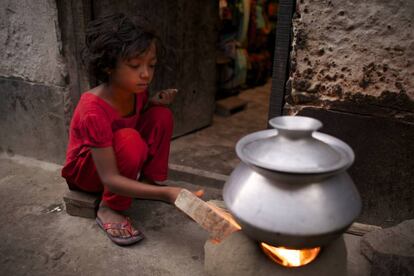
[96,216,144,246]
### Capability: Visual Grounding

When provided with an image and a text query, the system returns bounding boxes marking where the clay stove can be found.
[205,230,349,276]
[197,201,347,275]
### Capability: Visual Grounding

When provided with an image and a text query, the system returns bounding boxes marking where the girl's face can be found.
[110,41,157,94]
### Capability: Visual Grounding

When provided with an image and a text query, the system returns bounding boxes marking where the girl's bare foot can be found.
[96,202,140,238]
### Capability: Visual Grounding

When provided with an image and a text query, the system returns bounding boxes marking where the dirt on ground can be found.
[0,158,222,276]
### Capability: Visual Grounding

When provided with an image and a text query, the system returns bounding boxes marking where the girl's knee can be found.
[113,128,140,141]
[113,128,148,166]
[150,106,174,129]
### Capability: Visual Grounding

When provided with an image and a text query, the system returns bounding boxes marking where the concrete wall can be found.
[287,0,414,226]
[0,0,69,163]
[0,0,218,163]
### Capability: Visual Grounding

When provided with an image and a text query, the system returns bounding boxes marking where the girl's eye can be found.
[129,64,156,69]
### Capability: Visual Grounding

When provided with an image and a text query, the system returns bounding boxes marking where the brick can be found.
[346,222,382,236]
[360,219,414,275]
[215,96,247,117]
[63,190,101,219]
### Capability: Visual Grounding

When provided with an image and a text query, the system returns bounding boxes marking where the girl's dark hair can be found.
[82,13,164,83]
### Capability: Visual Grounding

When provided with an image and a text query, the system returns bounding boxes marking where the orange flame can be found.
[206,202,320,267]
[260,242,321,267]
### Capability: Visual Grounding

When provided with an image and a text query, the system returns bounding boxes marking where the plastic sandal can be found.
[96,216,144,246]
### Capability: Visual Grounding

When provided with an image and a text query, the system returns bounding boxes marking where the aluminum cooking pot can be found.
[223,116,362,249]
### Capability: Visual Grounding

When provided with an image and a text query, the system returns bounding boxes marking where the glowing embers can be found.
[260,242,321,267]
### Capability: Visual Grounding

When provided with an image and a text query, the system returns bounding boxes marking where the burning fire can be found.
[260,243,321,267]
[205,202,320,267]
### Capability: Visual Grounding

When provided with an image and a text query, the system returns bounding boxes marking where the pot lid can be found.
[236,116,353,174]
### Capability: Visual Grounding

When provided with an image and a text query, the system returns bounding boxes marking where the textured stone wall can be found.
[287,0,414,226]
[288,0,414,120]
[0,0,69,163]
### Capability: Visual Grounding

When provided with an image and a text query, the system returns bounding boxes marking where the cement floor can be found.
[170,80,271,177]
[0,157,371,276]
[0,157,221,276]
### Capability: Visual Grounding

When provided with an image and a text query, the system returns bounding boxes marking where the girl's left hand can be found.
[150,89,178,106]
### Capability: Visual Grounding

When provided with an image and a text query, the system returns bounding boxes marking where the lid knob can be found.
[269,116,323,139]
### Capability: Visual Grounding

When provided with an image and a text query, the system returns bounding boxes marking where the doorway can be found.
[169,0,281,179]
[57,0,291,184]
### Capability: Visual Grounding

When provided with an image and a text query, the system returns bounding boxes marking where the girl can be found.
[61,14,203,246]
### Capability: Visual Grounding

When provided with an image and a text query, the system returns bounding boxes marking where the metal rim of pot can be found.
[235,116,355,175]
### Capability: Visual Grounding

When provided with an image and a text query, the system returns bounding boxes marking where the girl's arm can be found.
[91,146,181,203]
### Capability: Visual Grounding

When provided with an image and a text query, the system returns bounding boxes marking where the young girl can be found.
[61,13,203,246]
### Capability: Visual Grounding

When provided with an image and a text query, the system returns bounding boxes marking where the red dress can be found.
[61,91,173,210]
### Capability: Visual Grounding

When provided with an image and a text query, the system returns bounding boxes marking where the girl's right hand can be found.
[168,187,204,204]
[150,89,178,106]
